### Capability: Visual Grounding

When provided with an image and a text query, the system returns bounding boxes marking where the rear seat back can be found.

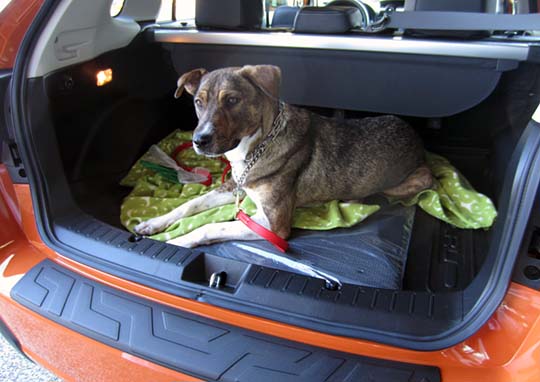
[271,2,369,33]
[195,0,263,30]
[271,6,299,28]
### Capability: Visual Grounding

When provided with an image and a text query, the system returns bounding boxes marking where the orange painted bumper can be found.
[1,164,540,382]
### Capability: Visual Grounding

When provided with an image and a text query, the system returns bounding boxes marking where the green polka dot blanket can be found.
[120,130,497,242]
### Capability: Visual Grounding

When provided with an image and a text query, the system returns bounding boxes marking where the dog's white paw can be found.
[134,217,171,236]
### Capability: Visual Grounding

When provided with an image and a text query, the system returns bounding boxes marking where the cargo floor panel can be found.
[53,210,465,343]
[404,209,487,292]
[198,202,415,289]
[66,173,483,293]
[70,173,131,229]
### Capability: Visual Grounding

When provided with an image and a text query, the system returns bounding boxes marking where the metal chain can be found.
[234,101,287,191]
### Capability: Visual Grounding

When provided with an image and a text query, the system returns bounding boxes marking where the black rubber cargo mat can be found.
[200,203,415,289]
[11,260,441,382]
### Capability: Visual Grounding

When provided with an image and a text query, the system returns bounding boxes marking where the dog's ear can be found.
[174,68,208,98]
[237,65,281,99]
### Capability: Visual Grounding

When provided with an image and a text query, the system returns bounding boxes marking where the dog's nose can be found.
[193,133,213,147]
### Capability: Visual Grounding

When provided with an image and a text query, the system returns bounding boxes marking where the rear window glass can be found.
[110,0,125,17]
[161,1,382,27]
[157,0,195,24]
[176,0,196,22]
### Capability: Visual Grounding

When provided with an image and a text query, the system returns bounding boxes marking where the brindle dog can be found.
[134,65,432,248]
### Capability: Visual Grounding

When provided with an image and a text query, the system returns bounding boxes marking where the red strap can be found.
[171,142,194,163]
[220,159,231,184]
[173,143,286,251]
[236,210,289,253]
[172,142,232,186]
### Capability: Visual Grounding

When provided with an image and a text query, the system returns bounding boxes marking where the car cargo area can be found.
[13,21,540,349]
[49,36,501,291]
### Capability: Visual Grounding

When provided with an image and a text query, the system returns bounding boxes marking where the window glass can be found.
[265,1,381,27]
[266,0,303,26]
[533,104,540,123]
[0,0,14,14]
[110,0,125,17]
[176,0,196,22]
[157,0,174,22]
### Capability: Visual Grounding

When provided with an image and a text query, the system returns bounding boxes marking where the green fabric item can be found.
[394,153,498,229]
[120,130,497,241]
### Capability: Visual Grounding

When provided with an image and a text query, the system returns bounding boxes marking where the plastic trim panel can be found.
[11,260,441,382]
[153,29,531,61]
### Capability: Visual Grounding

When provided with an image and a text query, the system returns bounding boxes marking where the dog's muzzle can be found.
[193,132,213,149]
[193,121,217,155]
[192,131,223,157]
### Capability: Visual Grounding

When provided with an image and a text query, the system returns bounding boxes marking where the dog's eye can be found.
[194,99,203,108]
[227,97,239,106]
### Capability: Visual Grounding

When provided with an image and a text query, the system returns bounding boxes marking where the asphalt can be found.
[0,335,61,382]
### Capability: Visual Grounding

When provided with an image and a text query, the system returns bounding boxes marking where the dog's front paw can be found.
[134,217,172,236]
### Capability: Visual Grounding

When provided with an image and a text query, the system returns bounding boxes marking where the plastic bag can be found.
[145,145,209,184]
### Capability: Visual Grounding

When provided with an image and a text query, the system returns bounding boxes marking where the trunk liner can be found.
[199,203,414,289]
[73,175,414,289]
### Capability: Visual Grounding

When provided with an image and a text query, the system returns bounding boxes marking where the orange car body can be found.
[2,170,540,382]
[2,2,540,381]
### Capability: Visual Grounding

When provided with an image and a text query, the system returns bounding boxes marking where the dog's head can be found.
[175,65,281,157]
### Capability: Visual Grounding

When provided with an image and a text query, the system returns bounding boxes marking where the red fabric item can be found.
[172,142,232,186]
[171,142,194,164]
[236,210,289,253]
[171,142,212,186]
[220,159,231,184]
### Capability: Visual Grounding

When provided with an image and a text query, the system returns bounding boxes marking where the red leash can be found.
[220,157,287,252]
[172,141,287,251]
[236,210,289,253]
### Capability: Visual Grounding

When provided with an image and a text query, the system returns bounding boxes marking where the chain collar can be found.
[233,101,287,206]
